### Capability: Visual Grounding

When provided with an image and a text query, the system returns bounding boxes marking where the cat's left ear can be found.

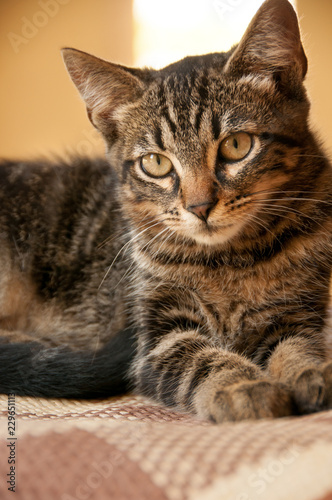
[62,48,146,135]
[224,0,307,87]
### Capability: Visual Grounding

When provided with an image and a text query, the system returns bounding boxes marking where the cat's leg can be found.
[133,329,293,422]
[266,335,332,413]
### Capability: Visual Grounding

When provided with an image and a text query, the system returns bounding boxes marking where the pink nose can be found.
[186,201,216,222]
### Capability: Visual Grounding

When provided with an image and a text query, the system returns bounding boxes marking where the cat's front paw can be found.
[323,361,332,409]
[293,361,332,414]
[293,367,325,414]
[198,379,293,423]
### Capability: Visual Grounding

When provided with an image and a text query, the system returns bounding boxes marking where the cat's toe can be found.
[293,367,325,414]
[209,380,293,423]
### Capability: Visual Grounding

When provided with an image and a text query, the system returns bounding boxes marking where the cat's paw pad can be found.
[209,380,292,423]
[294,368,325,413]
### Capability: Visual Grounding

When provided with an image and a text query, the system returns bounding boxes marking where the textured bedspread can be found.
[1,392,332,500]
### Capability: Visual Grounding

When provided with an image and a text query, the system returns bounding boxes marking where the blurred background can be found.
[0,0,331,159]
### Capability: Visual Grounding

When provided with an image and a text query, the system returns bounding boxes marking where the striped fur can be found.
[0,0,331,422]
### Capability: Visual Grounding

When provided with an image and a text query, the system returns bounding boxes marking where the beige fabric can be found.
[1,393,332,500]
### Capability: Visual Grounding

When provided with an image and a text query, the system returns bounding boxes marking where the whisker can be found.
[243,212,279,240]
[251,201,324,221]
[114,226,172,289]
[249,201,329,232]
[97,214,162,250]
[257,206,298,225]
[247,188,331,200]
[98,216,168,289]
[259,197,331,205]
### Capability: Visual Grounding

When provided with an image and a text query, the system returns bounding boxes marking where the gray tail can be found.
[0,328,136,398]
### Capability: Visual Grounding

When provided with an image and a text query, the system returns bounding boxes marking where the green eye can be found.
[140,153,173,178]
[219,132,252,161]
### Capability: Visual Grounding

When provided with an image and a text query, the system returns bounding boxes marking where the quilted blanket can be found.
[1,390,332,500]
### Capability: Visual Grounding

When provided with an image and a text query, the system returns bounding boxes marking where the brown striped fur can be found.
[0,0,331,421]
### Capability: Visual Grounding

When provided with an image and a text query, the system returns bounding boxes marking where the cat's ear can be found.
[62,48,146,135]
[224,0,307,87]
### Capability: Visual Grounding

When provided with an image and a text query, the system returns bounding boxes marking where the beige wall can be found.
[0,0,133,159]
[0,0,331,159]
[297,0,332,156]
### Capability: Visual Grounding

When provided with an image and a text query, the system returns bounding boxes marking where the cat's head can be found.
[62,0,315,248]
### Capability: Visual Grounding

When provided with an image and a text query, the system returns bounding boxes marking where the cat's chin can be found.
[185,222,244,248]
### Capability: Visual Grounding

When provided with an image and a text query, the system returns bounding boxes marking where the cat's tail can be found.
[0,328,136,398]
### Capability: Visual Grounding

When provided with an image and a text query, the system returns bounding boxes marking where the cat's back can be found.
[0,156,120,245]
[0,156,119,278]
[0,156,131,348]
[0,156,115,217]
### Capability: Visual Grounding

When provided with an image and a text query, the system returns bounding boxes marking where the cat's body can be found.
[0,0,332,422]
[0,158,127,349]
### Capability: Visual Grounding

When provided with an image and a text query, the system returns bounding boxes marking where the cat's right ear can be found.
[61,48,145,136]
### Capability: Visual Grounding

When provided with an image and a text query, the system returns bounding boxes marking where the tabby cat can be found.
[0,0,331,422]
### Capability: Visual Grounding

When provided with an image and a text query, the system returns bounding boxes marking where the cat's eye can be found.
[219,132,252,162]
[140,153,173,178]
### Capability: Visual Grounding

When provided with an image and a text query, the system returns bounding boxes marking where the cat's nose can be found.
[186,201,216,222]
